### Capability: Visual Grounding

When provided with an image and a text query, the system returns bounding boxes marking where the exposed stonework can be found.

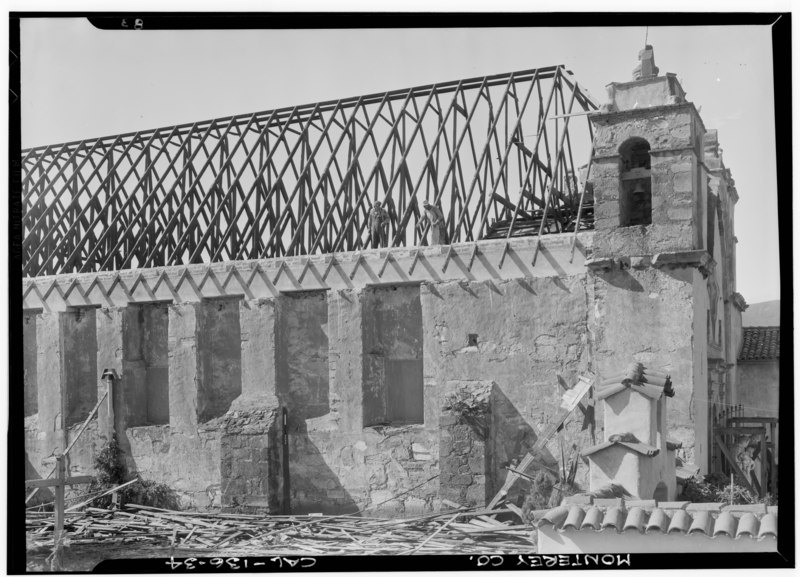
[218,404,282,510]
[439,381,492,507]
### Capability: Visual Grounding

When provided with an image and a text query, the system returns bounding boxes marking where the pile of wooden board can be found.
[26,504,537,555]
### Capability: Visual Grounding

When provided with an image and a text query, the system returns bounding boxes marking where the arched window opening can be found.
[619,138,652,226]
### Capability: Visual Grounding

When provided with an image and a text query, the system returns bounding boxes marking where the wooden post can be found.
[760,429,768,497]
[769,421,777,494]
[107,376,115,436]
[54,455,65,544]
[281,407,290,515]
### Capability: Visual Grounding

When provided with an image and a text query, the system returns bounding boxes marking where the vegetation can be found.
[442,387,490,437]
[87,435,180,510]
[680,473,777,506]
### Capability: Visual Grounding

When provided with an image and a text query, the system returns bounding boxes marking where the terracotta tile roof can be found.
[582,439,659,457]
[595,363,675,400]
[536,499,777,540]
[739,326,780,361]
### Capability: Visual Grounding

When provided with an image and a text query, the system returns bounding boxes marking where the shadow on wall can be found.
[200,299,243,422]
[25,451,54,506]
[489,385,560,506]
[285,418,359,515]
[275,291,355,514]
[277,292,331,421]
[596,268,645,292]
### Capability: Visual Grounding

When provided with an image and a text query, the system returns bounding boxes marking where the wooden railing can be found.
[21,65,598,277]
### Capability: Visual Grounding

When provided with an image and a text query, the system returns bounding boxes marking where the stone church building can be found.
[22,48,746,514]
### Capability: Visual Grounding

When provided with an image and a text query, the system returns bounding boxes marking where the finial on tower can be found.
[632,45,659,81]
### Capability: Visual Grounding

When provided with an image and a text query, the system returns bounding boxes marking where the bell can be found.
[631,180,647,196]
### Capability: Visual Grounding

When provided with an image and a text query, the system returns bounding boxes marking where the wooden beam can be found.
[25,390,108,504]
[487,375,592,510]
[714,434,758,496]
[714,426,768,436]
[728,416,779,424]
[25,475,93,488]
[55,456,65,544]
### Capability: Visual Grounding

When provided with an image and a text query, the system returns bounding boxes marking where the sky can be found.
[18,18,781,304]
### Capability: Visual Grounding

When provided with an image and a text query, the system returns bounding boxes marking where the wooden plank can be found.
[714,434,758,495]
[408,511,462,555]
[25,390,108,504]
[65,477,140,512]
[714,426,767,436]
[54,456,65,545]
[487,374,592,510]
[25,476,93,488]
[728,416,779,424]
[760,430,768,497]
[532,79,579,266]
[500,70,561,242]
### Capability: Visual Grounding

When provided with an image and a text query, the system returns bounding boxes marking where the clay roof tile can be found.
[667,509,692,534]
[601,506,626,531]
[712,511,736,537]
[688,510,713,535]
[538,501,778,541]
[645,507,670,533]
[758,513,778,539]
[623,506,647,532]
[562,505,586,530]
[580,506,604,530]
[539,506,570,528]
[735,512,759,538]
[739,326,780,361]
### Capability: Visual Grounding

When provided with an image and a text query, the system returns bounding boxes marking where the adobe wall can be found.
[21,231,711,513]
[588,262,706,467]
[737,361,780,419]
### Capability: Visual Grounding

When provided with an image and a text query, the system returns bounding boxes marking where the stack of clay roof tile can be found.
[594,362,674,402]
[536,497,777,541]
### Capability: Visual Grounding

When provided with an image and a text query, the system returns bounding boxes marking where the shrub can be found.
[87,435,180,510]
[442,387,490,437]
[681,473,777,506]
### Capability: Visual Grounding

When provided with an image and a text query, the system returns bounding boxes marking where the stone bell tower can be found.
[590,45,708,259]
[586,46,713,474]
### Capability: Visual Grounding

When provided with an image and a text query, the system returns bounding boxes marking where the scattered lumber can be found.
[26,503,536,555]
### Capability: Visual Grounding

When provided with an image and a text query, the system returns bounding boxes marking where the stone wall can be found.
[362,285,424,426]
[289,428,438,516]
[21,234,714,513]
[737,361,779,419]
[199,298,242,423]
[23,312,38,417]
[422,277,592,500]
[63,309,98,427]
[277,291,330,421]
[21,61,743,514]
[124,303,170,427]
[439,381,492,507]
[590,107,705,261]
[588,263,702,465]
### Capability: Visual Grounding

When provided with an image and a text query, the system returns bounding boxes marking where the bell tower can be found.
[586,46,717,474]
[589,45,708,260]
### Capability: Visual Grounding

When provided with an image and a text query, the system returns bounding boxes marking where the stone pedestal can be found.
[219,401,283,511]
[439,381,492,506]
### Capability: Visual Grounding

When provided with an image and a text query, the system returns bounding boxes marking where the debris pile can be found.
[26,504,537,556]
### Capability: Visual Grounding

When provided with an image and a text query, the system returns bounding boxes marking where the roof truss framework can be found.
[21,65,598,277]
